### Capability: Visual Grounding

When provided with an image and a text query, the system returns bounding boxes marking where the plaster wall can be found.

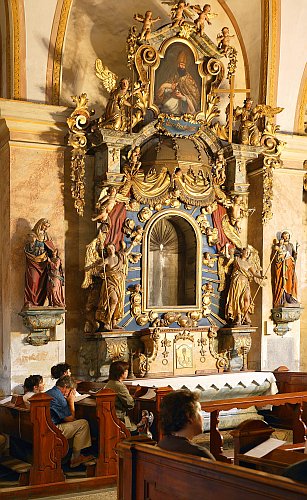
[277,0,307,133]
[24,0,57,102]
[0,99,69,393]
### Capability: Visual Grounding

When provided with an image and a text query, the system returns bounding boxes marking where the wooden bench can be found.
[132,387,307,461]
[116,440,307,500]
[75,388,130,478]
[231,419,307,474]
[0,388,130,487]
[0,393,67,486]
[272,368,307,427]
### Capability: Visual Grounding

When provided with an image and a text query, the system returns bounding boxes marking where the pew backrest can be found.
[117,440,307,500]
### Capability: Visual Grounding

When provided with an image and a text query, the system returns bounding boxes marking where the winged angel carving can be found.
[162,2,217,35]
[95,59,148,132]
[162,1,195,27]
[225,245,266,326]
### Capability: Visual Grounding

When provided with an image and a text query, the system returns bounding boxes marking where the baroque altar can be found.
[67,4,285,378]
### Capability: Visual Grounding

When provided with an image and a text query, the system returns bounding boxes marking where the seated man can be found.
[23,374,45,407]
[158,389,215,459]
[46,375,94,468]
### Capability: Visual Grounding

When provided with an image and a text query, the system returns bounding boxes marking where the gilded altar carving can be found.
[105,337,127,361]
[67,94,92,216]
[65,3,287,377]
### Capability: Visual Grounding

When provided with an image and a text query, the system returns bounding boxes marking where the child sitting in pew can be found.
[158,389,215,460]
[104,361,138,434]
[23,374,45,407]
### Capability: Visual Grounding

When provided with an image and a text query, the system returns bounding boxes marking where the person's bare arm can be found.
[63,388,76,421]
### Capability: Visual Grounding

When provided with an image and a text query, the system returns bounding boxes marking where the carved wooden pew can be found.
[133,387,307,462]
[272,368,307,426]
[231,419,307,474]
[0,388,130,487]
[117,440,307,500]
[0,393,68,486]
[75,388,130,478]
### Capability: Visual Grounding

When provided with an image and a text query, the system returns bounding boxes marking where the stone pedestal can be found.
[19,307,65,346]
[218,326,257,371]
[271,306,302,337]
[224,143,263,196]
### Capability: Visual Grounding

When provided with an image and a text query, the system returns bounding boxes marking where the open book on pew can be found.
[244,437,287,458]
[75,393,91,402]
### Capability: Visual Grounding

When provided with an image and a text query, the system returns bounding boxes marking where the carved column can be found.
[98,131,134,184]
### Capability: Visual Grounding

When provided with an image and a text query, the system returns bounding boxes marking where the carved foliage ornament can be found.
[67,94,92,216]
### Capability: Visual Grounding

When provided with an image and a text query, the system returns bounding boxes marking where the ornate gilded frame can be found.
[137,37,207,120]
[142,209,203,314]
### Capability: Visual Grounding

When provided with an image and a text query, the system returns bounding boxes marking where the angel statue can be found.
[192,4,217,36]
[217,27,235,56]
[232,97,283,146]
[162,1,194,27]
[225,246,266,326]
[95,59,148,132]
[134,10,161,42]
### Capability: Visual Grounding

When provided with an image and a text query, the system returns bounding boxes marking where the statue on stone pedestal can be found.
[24,218,56,308]
[272,231,299,308]
[96,241,135,331]
[47,249,65,307]
[226,246,265,326]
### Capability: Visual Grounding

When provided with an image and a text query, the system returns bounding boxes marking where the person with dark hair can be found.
[23,374,45,407]
[46,375,94,468]
[104,361,137,433]
[51,362,71,380]
[158,389,214,459]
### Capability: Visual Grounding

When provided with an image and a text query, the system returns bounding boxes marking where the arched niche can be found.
[142,210,202,312]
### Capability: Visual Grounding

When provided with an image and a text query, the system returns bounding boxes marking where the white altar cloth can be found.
[127,371,278,395]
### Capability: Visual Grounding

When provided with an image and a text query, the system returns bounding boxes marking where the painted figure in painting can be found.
[226,247,265,326]
[47,249,65,308]
[24,218,55,307]
[272,231,299,308]
[156,49,200,115]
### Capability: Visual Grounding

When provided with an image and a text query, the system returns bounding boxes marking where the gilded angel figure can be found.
[134,10,161,42]
[162,1,195,27]
[192,4,217,36]
[225,246,266,326]
[95,59,148,132]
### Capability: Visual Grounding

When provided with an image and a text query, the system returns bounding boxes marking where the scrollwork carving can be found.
[67,93,92,216]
